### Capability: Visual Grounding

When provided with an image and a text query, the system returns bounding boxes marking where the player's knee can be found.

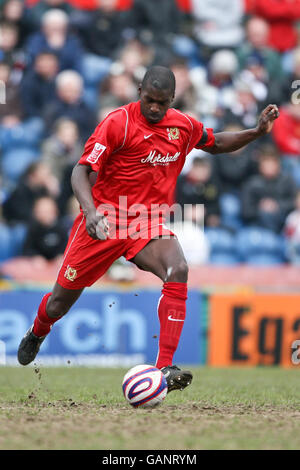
[166,261,188,283]
[46,295,69,319]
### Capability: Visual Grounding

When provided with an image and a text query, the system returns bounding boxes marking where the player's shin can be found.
[33,293,60,337]
[155,282,187,369]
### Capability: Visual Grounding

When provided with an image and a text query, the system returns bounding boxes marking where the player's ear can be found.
[138,84,142,96]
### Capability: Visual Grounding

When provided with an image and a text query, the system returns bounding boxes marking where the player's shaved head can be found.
[139,66,175,123]
[141,66,176,95]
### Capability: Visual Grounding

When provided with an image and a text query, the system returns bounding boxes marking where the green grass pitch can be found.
[0,366,299,450]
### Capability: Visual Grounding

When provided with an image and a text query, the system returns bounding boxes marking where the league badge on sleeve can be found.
[87,143,106,164]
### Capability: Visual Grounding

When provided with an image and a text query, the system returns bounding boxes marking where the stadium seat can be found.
[281,155,300,187]
[0,118,44,152]
[220,192,242,231]
[235,226,286,264]
[81,54,111,88]
[205,227,239,265]
[209,253,239,265]
[9,224,28,257]
[1,148,40,182]
[0,224,13,262]
[172,35,202,67]
[245,254,286,265]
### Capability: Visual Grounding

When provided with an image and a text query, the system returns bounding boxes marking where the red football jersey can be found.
[78,101,215,229]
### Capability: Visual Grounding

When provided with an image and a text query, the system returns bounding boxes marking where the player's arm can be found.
[71,163,109,240]
[203,104,280,155]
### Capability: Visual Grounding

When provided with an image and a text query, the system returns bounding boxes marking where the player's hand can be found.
[256,104,280,135]
[85,210,109,240]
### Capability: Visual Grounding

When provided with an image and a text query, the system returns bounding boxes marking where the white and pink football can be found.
[122,364,168,408]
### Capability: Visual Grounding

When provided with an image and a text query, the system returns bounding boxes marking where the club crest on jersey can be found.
[167,127,180,141]
[64,265,77,282]
[86,142,106,164]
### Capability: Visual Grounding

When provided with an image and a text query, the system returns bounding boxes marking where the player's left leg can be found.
[130,236,192,392]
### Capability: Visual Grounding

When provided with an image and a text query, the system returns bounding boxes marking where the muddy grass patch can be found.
[0,401,300,450]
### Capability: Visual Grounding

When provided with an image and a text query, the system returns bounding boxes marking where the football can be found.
[122,364,168,408]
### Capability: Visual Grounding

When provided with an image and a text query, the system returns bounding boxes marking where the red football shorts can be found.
[57,213,175,289]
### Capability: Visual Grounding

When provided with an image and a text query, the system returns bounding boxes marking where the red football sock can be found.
[155,282,187,369]
[33,293,59,337]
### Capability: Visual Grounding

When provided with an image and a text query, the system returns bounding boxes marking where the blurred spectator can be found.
[235,54,282,110]
[176,156,221,227]
[25,9,83,72]
[223,78,259,129]
[237,16,283,80]
[112,38,154,82]
[57,162,77,215]
[25,0,73,30]
[0,60,23,124]
[0,20,25,76]
[41,117,82,181]
[2,162,59,224]
[44,69,96,140]
[68,0,133,9]
[170,58,198,112]
[58,150,96,216]
[284,189,300,264]
[272,103,300,156]
[61,194,80,232]
[22,195,68,260]
[170,204,210,265]
[213,123,258,194]
[190,0,244,58]
[241,145,297,232]
[75,0,133,59]
[20,51,58,117]
[0,21,18,61]
[108,257,136,282]
[99,69,138,109]
[0,0,33,46]
[131,0,183,63]
[194,49,238,129]
[248,0,300,53]
[70,1,133,109]
[97,104,116,122]
[237,56,268,105]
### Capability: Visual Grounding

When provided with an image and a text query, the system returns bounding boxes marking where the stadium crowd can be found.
[1,0,300,272]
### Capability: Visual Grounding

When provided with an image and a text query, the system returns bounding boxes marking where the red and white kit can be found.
[57,101,215,289]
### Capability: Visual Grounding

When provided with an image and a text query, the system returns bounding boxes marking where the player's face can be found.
[139,85,174,124]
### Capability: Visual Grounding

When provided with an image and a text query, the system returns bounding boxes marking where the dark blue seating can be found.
[0,224,13,262]
[0,224,28,262]
[2,148,40,182]
[235,226,286,265]
[220,192,242,231]
[205,227,239,265]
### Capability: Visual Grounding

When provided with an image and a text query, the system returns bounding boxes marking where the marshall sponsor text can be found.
[141,150,181,166]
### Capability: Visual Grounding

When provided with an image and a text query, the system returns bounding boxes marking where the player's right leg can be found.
[17,282,83,366]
